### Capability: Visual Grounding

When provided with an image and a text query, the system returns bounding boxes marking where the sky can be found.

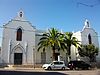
[0,0,100,46]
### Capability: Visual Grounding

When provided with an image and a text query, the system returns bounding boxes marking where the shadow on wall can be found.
[0,59,8,68]
[96,61,100,68]
[96,54,100,68]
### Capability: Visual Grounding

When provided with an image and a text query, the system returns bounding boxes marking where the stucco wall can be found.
[1,20,36,65]
[81,28,99,47]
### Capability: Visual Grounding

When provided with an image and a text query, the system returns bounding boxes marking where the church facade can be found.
[0,11,100,65]
[71,20,99,62]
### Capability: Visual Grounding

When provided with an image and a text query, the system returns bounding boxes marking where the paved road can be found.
[0,68,100,75]
[0,70,67,75]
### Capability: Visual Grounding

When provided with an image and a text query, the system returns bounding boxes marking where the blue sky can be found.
[0,0,100,46]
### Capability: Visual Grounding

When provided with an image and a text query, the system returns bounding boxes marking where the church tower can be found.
[71,19,99,62]
[81,19,98,46]
[83,19,90,30]
[14,10,26,21]
[1,10,36,65]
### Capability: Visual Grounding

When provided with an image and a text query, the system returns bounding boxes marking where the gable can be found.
[3,20,35,31]
[81,28,98,36]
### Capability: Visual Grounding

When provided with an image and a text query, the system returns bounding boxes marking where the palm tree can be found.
[64,32,80,62]
[38,28,65,61]
[78,44,99,62]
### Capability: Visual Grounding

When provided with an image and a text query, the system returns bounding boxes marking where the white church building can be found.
[0,10,100,66]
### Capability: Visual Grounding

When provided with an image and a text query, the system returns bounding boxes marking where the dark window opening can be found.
[54,62,59,65]
[16,28,22,41]
[87,21,89,27]
[88,34,92,44]
[55,53,60,61]
[19,12,22,17]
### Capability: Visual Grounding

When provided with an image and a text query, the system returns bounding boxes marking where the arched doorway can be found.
[11,44,24,65]
[14,53,22,65]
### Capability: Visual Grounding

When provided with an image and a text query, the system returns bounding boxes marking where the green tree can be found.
[38,28,65,60]
[64,32,80,62]
[78,44,99,62]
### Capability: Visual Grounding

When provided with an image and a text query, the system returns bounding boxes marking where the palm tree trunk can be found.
[68,46,71,55]
[68,46,71,62]
[52,46,55,61]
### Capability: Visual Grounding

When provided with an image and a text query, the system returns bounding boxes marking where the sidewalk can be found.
[0,67,44,72]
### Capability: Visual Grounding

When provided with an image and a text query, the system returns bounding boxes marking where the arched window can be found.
[19,12,22,17]
[87,21,89,27]
[88,34,92,44]
[16,28,22,41]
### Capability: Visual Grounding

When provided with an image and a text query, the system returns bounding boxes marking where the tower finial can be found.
[82,19,90,30]
[85,19,90,27]
[14,9,26,21]
[18,9,24,18]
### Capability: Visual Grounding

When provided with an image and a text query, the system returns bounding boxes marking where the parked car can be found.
[42,61,68,70]
[68,60,91,70]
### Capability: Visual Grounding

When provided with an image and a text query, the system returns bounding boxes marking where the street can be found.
[0,70,66,75]
[0,68,100,75]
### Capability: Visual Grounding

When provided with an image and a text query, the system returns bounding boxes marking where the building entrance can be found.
[14,53,22,65]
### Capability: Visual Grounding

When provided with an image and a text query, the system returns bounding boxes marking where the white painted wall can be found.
[81,28,99,47]
[1,11,36,65]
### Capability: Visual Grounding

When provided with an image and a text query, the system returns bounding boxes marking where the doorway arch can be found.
[11,44,25,65]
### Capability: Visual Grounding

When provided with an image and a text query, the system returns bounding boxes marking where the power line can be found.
[77,2,94,7]
[77,0,100,7]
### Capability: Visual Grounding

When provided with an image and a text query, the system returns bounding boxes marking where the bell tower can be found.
[14,9,26,21]
[83,19,90,30]
[18,10,24,18]
[84,19,90,28]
